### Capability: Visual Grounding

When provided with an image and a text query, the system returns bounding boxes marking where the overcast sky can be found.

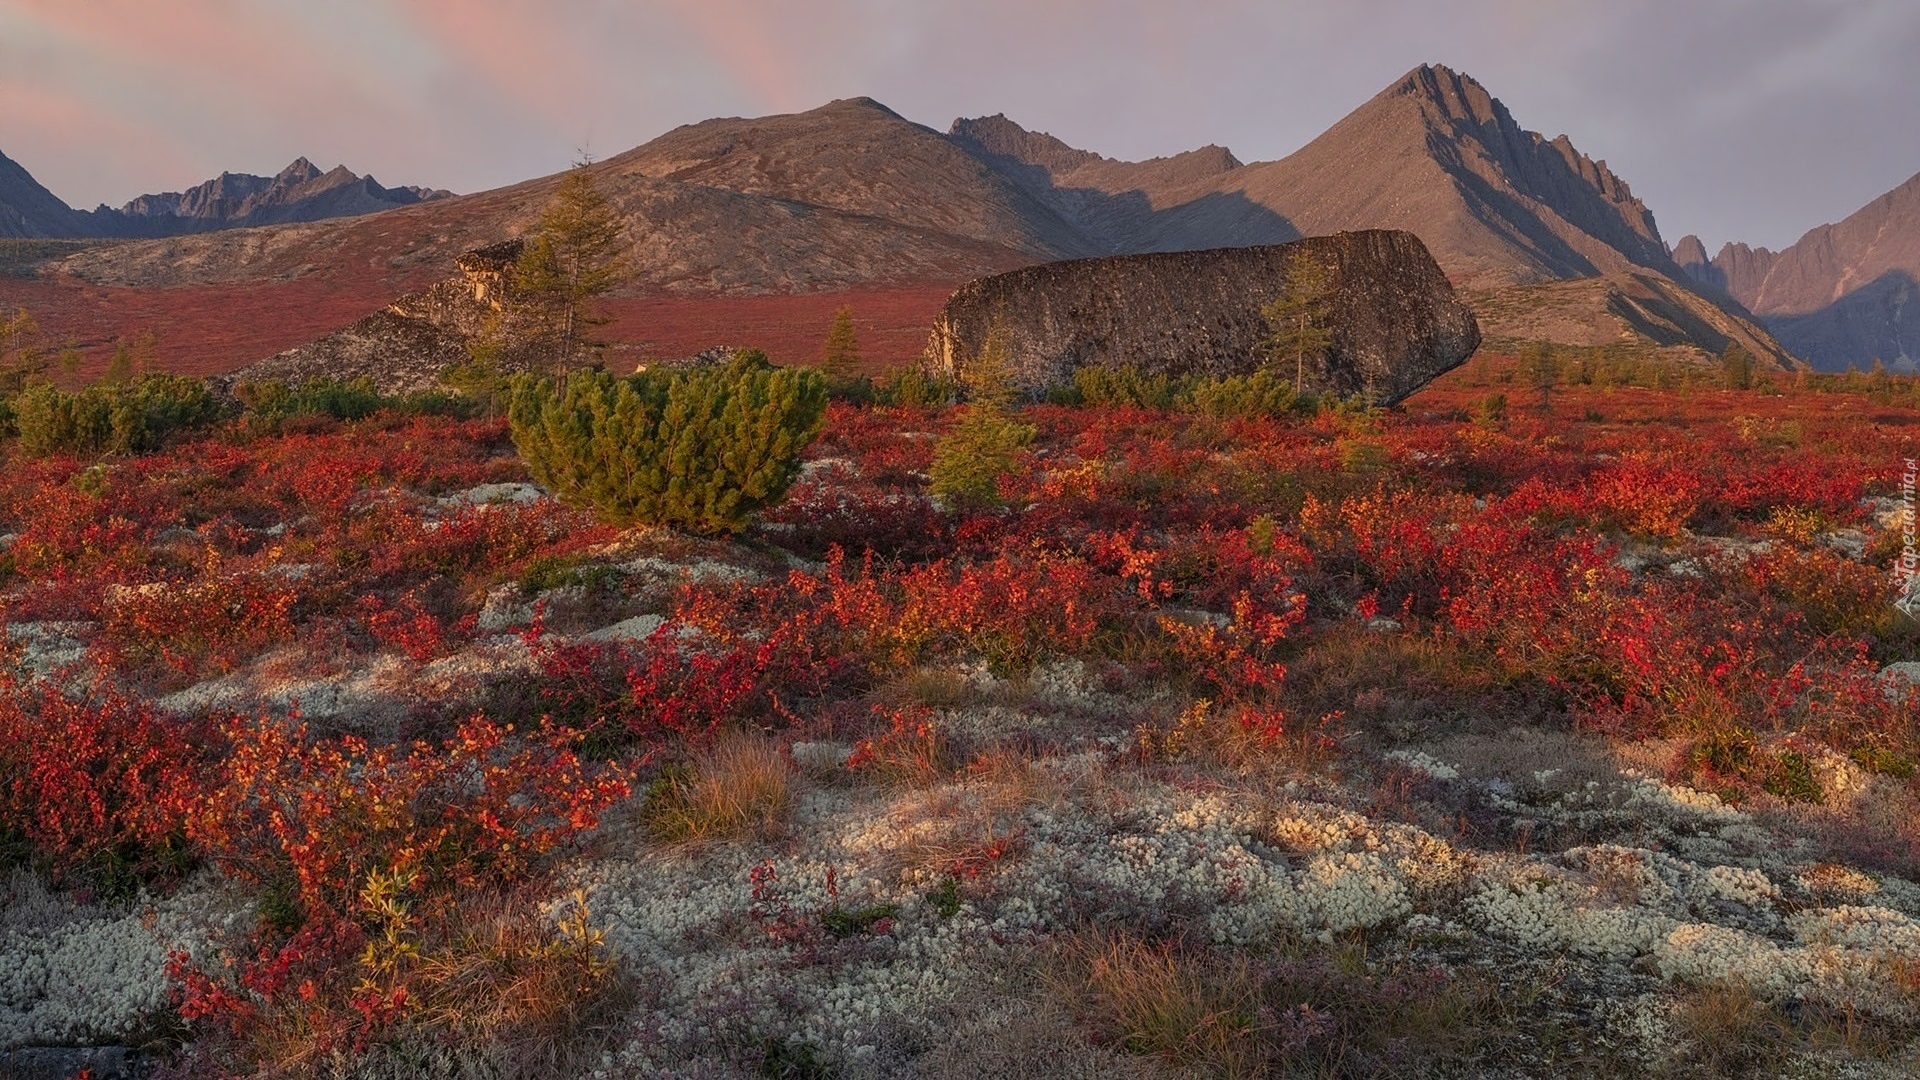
[1,0,1914,252]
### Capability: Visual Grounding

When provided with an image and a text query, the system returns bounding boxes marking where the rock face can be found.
[925,230,1480,405]
[14,65,1763,377]
[107,157,450,234]
[952,64,1681,291]
[49,65,1684,299]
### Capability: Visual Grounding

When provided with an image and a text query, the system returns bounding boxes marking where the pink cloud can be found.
[650,0,820,113]
[385,0,612,130]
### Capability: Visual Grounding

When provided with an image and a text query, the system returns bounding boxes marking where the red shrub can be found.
[0,677,200,879]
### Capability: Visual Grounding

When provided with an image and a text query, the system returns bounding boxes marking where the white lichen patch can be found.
[2,621,91,679]
[620,555,766,586]
[435,482,547,508]
[1382,749,1461,781]
[0,871,247,1049]
[584,614,667,643]
[1790,906,1920,954]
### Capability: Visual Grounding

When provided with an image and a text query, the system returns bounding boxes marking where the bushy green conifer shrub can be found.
[12,374,220,456]
[507,350,827,533]
[233,377,385,432]
[875,368,956,409]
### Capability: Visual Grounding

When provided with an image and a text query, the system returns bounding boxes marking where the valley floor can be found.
[6,364,1920,1078]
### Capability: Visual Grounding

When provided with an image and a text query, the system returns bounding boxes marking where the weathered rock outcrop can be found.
[230,241,527,393]
[924,230,1480,405]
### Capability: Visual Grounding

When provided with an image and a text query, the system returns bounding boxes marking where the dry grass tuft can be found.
[397,892,634,1078]
[1059,932,1267,1079]
[221,889,632,1080]
[1666,981,1796,1079]
[866,665,971,709]
[1052,930,1503,1079]
[644,731,793,844]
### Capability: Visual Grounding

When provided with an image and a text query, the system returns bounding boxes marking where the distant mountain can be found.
[0,153,449,239]
[50,96,1098,293]
[108,158,449,234]
[1674,172,1920,370]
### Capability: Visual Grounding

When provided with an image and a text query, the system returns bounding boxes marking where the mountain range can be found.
[0,154,449,239]
[1674,171,1920,371]
[7,62,1904,373]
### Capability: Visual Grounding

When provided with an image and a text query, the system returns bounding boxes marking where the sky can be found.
[1,0,1915,252]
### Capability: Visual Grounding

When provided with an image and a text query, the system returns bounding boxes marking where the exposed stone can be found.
[585,614,667,643]
[923,230,1480,405]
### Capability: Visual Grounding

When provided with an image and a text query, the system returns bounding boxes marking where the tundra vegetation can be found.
[5,329,1920,1078]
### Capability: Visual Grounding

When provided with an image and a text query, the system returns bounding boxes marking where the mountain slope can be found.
[0,148,87,238]
[1674,172,1920,369]
[949,65,1682,292]
[1471,272,1799,370]
[947,113,1248,252]
[52,97,1097,292]
[16,65,1798,374]
[50,67,1687,297]
[1201,64,1674,288]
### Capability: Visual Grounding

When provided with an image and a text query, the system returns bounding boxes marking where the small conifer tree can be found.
[930,328,1034,508]
[1261,252,1335,391]
[822,306,862,377]
[1517,341,1561,411]
[1720,342,1756,390]
[514,160,631,369]
[958,325,1020,410]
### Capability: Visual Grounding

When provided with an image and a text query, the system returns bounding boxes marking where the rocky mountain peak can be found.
[1672,234,1711,270]
[818,96,908,122]
[949,114,1102,176]
[1395,62,1509,130]
[277,157,323,184]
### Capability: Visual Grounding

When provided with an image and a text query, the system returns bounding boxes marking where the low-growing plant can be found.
[1061,932,1500,1079]
[507,350,828,533]
[875,367,956,409]
[234,376,386,434]
[644,731,793,843]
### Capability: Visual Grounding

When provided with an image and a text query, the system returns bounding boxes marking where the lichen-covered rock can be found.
[924,230,1481,405]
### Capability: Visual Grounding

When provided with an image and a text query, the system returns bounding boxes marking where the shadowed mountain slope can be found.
[0,148,87,238]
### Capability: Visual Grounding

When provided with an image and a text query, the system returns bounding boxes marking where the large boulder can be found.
[924,230,1481,405]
